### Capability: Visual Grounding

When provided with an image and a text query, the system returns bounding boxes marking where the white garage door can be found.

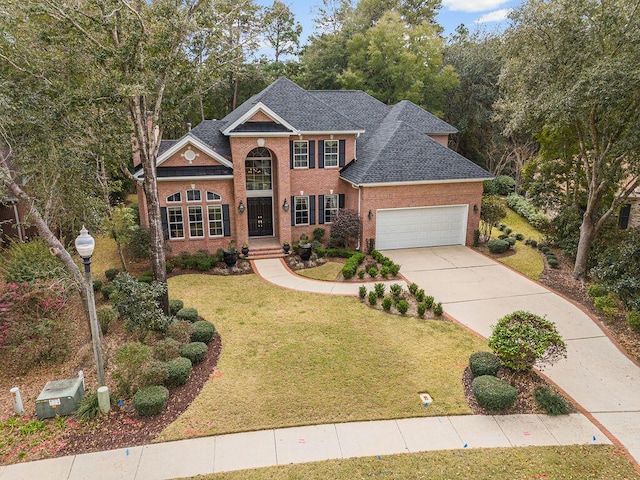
[376,205,468,250]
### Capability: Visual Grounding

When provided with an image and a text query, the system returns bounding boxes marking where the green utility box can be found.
[35,378,85,420]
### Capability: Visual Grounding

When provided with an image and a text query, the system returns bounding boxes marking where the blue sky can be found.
[256,0,523,45]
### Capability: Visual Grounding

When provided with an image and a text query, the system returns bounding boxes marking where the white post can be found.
[97,386,110,413]
[78,370,85,390]
[10,387,24,415]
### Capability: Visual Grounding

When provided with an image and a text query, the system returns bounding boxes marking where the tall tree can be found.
[497,0,640,280]
[263,0,302,63]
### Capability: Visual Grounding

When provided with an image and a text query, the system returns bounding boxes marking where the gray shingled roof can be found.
[387,101,458,134]
[186,121,231,157]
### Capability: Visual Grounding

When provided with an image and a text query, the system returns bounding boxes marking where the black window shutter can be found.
[289,141,294,169]
[222,204,231,237]
[310,195,316,225]
[339,140,346,167]
[309,140,315,169]
[619,204,631,229]
[290,196,295,226]
[318,141,325,169]
[160,207,169,240]
[319,195,325,224]
[339,194,345,209]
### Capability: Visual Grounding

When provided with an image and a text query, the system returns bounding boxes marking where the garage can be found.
[375,205,468,250]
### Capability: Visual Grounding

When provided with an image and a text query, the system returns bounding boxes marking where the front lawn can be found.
[158,274,487,442]
[297,261,343,281]
[184,445,640,480]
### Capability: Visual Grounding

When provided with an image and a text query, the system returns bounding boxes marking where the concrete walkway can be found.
[382,246,640,464]
[0,414,610,480]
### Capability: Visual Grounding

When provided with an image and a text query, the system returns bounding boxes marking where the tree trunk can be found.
[572,212,595,280]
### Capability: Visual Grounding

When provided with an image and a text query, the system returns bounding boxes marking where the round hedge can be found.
[180,342,208,364]
[133,385,169,416]
[165,357,193,387]
[487,239,509,254]
[472,375,517,411]
[138,360,169,388]
[190,320,215,344]
[169,299,185,316]
[153,338,181,362]
[469,351,501,377]
[176,307,199,323]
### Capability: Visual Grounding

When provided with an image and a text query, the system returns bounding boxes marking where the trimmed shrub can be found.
[93,280,103,293]
[314,248,359,259]
[415,289,425,303]
[593,295,617,319]
[433,302,443,316]
[535,387,569,415]
[166,320,191,344]
[341,252,365,279]
[176,307,199,323]
[504,227,512,235]
[487,239,509,254]
[498,223,506,231]
[390,283,403,300]
[180,342,208,364]
[368,266,378,278]
[380,265,390,278]
[424,296,434,309]
[138,360,169,388]
[417,303,426,317]
[358,285,367,299]
[389,263,401,277]
[547,257,559,268]
[506,194,550,230]
[587,284,608,299]
[97,306,117,335]
[133,385,169,416]
[165,357,192,387]
[105,268,120,282]
[102,284,116,301]
[368,291,378,305]
[504,237,516,247]
[382,297,393,311]
[515,233,525,241]
[396,299,409,314]
[357,269,366,279]
[627,311,640,332]
[472,375,517,411]
[528,239,538,248]
[498,234,509,240]
[190,320,215,344]
[408,283,419,296]
[153,338,181,361]
[374,283,385,298]
[469,351,502,377]
[169,299,185,316]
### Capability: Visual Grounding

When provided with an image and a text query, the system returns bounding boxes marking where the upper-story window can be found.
[206,191,221,202]
[186,189,201,202]
[167,192,181,203]
[246,148,273,191]
[293,141,309,169]
[324,140,338,168]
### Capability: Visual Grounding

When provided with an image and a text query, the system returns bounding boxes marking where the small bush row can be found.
[360,283,442,318]
[505,194,550,231]
[342,252,366,279]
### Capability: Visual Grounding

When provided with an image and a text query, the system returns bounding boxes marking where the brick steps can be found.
[243,247,289,260]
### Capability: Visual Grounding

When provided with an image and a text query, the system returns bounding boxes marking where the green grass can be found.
[90,235,123,281]
[297,262,344,281]
[159,274,487,442]
[490,209,545,280]
[182,445,640,480]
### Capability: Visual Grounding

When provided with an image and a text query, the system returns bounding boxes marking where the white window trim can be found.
[166,192,182,203]
[324,194,339,224]
[294,195,310,226]
[206,191,222,202]
[207,205,224,238]
[186,189,202,203]
[188,205,205,238]
[324,140,339,168]
[293,140,309,169]
[167,206,184,240]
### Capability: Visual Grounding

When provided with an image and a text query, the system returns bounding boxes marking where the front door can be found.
[248,197,273,237]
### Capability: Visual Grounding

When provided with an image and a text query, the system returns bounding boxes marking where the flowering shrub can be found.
[0,281,71,371]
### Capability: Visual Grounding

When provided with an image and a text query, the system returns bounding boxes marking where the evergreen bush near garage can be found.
[358,285,367,299]
[417,303,426,317]
[487,239,509,254]
[374,283,385,298]
[380,265,390,278]
[176,307,199,323]
[382,296,393,311]
[627,311,640,332]
[368,266,378,278]
[153,338,181,361]
[396,299,409,314]
[424,296,434,309]
[169,299,184,316]
[472,375,517,411]
[389,263,401,276]
[190,320,215,344]
[165,357,192,387]
[368,291,378,305]
[433,302,443,316]
[415,289,425,302]
[180,342,208,364]
[357,269,365,279]
[408,283,419,296]
[133,385,169,416]
[341,252,365,279]
[534,387,569,415]
[469,351,501,377]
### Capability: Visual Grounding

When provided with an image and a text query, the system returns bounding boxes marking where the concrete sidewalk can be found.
[252,258,406,295]
[0,414,609,480]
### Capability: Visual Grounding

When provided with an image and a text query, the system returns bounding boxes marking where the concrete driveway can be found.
[383,246,640,464]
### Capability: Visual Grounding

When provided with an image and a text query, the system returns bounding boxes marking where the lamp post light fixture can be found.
[75,226,106,387]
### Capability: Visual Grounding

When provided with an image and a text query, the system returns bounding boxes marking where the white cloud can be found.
[442,0,510,13]
[475,8,512,23]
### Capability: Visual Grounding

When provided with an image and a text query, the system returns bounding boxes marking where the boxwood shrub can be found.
[382,296,393,311]
[472,375,517,411]
[504,237,516,247]
[368,290,378,305]
[417,303,426,317]
[587,284,608,299]
[627,311,640,332]
[169,299,185,316]
[515,233,525,241]
[133,385,169,416]
[358,285,367,299]
[153,338,181,361]
[396,299,409,314]
[177,307,199,323]
[342,252,366,279]
[433,302,443,316]
[190,320,215,344]
[469,351,501,377]
[180,342,208,364]
[138,360,169,388]
[165,357,192,387]
[594,295,617,319]
[487,239,509,254]
[166,320,192,344]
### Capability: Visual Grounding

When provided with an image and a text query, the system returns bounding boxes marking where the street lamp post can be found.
[75,226,106,387]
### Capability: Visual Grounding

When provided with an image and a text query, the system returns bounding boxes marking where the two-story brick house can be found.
[136,77,492,255]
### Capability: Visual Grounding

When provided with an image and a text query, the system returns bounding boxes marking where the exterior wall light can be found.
[473,204,478,213]
[283,199,289,212]
[368,210,373,220]
[238,200,245,214]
